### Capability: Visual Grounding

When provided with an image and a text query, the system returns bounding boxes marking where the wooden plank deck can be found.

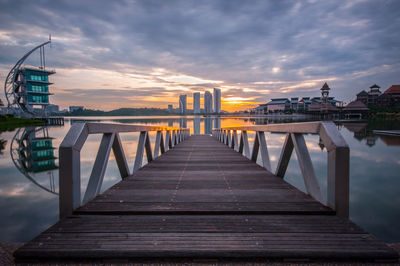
[14,135,398,263]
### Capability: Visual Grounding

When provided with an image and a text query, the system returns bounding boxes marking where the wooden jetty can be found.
[14,122,398,263]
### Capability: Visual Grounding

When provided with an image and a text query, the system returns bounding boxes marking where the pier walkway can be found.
[14,123,398,263]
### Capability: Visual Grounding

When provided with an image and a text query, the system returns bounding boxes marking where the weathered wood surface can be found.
[14,135,398,262]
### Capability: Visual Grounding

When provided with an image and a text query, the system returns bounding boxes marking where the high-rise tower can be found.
[213,88,221,113]
[193,92,200,114]
[179,95,187,115]
[204,91,213,114]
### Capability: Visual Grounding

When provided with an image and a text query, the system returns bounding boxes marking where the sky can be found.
[0,0,399,112]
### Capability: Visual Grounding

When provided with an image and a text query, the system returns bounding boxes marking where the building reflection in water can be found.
[214,117,221,129]
[10,127,58,195]
[179,118,187,129]
[193,116,200,135]
[204,117,212,135]
[168,120,173,127]
[342,122,400,147]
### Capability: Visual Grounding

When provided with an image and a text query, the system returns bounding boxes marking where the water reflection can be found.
[1,116,399,243]
[204,117,212,134]
[179,117,187,129]
[214,117,221,129]
[193,116,200,135]
[0,136,6,155]
[10,127,58,195]
[342,122,400,147]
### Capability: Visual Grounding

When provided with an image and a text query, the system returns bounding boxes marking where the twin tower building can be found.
[178,88,221,115]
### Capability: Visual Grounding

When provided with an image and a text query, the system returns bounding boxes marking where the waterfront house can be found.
[266,98,290,112]
[343,100,369,119]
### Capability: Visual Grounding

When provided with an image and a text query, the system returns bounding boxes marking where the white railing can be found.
[212,121,349,218]
[59,122,190,218]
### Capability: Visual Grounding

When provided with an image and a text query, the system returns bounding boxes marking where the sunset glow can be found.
[0,1,399,112]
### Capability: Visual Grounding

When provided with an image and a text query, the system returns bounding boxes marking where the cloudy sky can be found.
[0,0,399,111]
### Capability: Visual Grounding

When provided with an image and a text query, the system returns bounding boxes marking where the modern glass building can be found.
[24,67,55,113]
[4,39,56,117]
[193,92,200,114]
[213,88,221,113]
[179,94,187,114]
[204,91,213,114]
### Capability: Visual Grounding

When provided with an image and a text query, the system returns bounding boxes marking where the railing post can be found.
[257,131,271,172]
[225,130,229,145]
[242,130,250,159]
[112,133,130,178]
[320,122,350,218]
[83,133,115,204]
[327,147,349,218]
[291,133,323,203]
[172,130,176,147]
[154,131,162,158]
[59,123,88,219]
[232,130,239,151]
[275,133,294,178]
[166,130,172,150]
[145,131,153,162]
[59,146,81,218]
[133,131,147,172]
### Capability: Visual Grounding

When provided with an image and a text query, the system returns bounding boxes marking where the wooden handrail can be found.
[212,121,349,218]
[59,122,190,218]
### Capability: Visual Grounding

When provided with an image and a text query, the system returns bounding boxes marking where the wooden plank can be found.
[15,215,398,261]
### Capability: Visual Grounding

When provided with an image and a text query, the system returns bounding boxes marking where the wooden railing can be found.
[59,122,190,218]
[212,121,350,218]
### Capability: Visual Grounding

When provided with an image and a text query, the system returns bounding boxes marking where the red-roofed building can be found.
[384,85,400,100]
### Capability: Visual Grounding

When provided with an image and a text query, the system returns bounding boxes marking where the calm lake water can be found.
[0,116,399,243]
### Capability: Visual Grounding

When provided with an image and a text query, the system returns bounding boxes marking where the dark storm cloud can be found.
[1,0,400,106]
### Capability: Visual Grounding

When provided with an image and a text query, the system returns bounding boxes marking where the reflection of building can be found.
[10,127,58,194]
[193,92,200,114]
[214,117,221,129]
[204,117,212,134]
[204,91,213,114]
[193,117,200,135]
[179,95,187,115]
[380,136,400,146]
[342,122,379,147]
[19,127,57,173]
[179,118,187,128]
[213,88,221,113]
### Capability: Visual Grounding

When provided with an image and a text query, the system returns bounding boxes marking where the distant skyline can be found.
[1,0,399,111]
